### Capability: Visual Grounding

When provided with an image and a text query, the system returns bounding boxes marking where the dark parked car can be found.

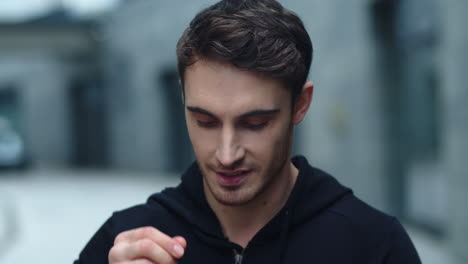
[0,117,27,169]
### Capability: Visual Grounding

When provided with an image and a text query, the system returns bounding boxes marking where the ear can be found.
[292,81,314,125]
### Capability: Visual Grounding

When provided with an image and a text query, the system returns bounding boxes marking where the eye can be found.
[197,120,219,128]
[243,122,268,130]
[193,113,219,128]
[241,116,270,130]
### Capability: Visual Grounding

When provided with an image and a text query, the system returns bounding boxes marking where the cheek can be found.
[243,124,289,156]
[187,125,217,157]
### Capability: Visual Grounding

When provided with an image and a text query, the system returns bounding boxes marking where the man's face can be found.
[184,59,297,206]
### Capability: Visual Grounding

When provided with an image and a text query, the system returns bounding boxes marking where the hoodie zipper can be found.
[234,253,243,264]
[233,248,245,264]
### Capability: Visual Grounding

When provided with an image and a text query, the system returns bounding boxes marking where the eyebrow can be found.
[186,106,216,117]
[186,106,280,118]
[239,109,280,118]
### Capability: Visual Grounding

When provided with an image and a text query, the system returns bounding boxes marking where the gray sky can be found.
[0,0,119,21]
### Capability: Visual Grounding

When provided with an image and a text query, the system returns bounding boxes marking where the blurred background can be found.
[0,0,467,263]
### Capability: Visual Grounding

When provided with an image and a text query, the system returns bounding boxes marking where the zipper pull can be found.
[234,253,243,264]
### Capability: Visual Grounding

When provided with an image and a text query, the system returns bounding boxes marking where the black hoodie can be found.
[74,156,421,263]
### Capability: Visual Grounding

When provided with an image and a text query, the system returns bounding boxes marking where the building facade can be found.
[0,10,105,168]
[1,0,466,262]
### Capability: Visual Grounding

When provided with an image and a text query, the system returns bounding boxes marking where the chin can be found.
[200,161,263,206]
[210,184,259,206]
[214,194,253,207]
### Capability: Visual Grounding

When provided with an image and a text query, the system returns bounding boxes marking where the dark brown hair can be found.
[176,0,313,104]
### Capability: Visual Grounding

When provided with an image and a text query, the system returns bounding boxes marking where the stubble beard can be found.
[199,132,293,207]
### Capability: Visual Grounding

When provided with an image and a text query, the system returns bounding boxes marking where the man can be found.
[75,0,421,263]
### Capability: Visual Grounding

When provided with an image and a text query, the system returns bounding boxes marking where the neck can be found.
[205,161,298,248]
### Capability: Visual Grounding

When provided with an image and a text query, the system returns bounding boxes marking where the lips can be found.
[216,170,250,186]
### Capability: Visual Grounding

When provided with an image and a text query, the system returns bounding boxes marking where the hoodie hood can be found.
[148,155,352,257]
[76,155,421,264]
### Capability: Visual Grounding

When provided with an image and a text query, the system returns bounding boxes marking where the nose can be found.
[215,126,245,168]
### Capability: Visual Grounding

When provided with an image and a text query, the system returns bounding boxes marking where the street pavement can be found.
[0,168,179,264]
[0,168,461,264]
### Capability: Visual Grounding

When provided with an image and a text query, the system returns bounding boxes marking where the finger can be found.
[132,259,156,264]
[126,239,177,264]
[114,227,184,258]
[109,243,162,264]
[172,236,187,249]
[109,241,130,263]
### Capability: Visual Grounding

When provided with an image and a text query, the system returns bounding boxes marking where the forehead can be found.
[184,59,290,114]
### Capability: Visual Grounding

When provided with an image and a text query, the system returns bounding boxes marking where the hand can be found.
[109,226,186,264]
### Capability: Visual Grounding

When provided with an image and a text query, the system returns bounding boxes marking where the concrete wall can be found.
[102,0,217,171]
[439,1,468,262]
[283,0,389,211]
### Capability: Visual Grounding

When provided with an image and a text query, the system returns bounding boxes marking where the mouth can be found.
[215,170,251,186]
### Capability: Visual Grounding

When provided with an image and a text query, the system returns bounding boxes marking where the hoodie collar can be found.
[149,156,352,247]
[248,156,352,242]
